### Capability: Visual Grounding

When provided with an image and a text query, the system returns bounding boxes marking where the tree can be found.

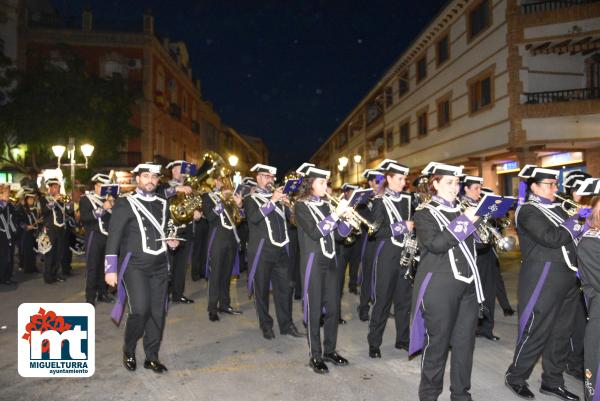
[0,45,140,174]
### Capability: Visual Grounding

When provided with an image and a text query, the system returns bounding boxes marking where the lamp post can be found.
[338,156,349,188]
[353,154,362,185]
[228,155,239,168]
[53,137,94,198]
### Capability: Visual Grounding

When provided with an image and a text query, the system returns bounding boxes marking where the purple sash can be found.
[518,262,551,343]
[594,362,600,401]
[409,272,433,357]
[204,227,217,279]
[247,238,265,296]
[302,252,315,323]
[231,250,240,276]
[85,231,95,263]
[110,252,132,325]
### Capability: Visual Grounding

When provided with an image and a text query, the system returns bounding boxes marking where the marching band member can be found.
[17,188,40,274]
[244,163,302,340]
[460,175,501,341]
[162,160,196,304]
[357,168,385,322]
[576,179,600,401]
[0,184,18,285]
[202,174,244,322]
[367,159,414,358]
[504,166,586,401]
[79,173,114,305]
[409,163,484,401]
[40,178,68,284]
[295,166,353,374]
[104,163,180,373]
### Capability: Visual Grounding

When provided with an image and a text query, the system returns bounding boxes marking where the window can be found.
[436,93,452,129]
[398,70,409,98]
[468,67,494,114]
[399,120,410,145]
[436,34,450,66]
[417,108,428,137]
[337,130,348,149]
[385,86,393,108]
[386,130,394,150]
[168,78,178,104]
[416,56,427,83]
[468,0,491,42]
[367,131,385,161]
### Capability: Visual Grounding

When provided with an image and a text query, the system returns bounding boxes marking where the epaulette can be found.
[583,229,600,239]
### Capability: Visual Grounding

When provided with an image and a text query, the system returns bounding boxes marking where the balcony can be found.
[524,87,600,104]
[522,0,600,14]
[169,103,181,120]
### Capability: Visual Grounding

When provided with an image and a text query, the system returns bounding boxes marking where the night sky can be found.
[52,0,447,173]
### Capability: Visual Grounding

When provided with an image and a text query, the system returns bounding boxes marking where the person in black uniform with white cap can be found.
[0,184,18,285]
[244,163,303,340]
[16,188,40,274]
[504,165,586,401]
[40,177,69,284]
[367,159,415,358]
[202,173,244,322]
[295,165,353,374]
[575,178,600,401]
[160,160,196,304]
[409,162,484,401]
[335,183,360,303]
[357,168,385,321]
[105,163,180,373]
[79,173,114,305]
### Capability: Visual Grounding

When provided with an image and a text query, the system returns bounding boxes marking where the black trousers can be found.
[61,229,73,275]
[368,242,411,348]
[358,236,377,317]
[44,227,65,283]
[170,236,191,298]
[288,228,302,299]
[416,272,478,401]
[476,247,498,336]
[84,231,108,303]
[506,261,579,388]
[191,219,209,280]
[207,236,237,313]
[494,261,512,311]
[337,240,360,296]
[20,230,37,273]
[566,290,586,374]
[122,260,169,361]
[249,245,292,333]
[584,307,600,401]
[301,254,339,358]
[0,237,14,282]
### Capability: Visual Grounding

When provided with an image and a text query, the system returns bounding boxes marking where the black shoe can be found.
[565,366,584,381]
[281,323,304,338]
[143,360,168,374]
[218,306,242,315]
[505,380,534,399]
[503,307,515,316]
[320,315,324,326]
[172,296,194,304]
[539,385,579,401]
[349,287,358,295]
[97,294,114,303]
[338,318,347,325]
[357,307,369,321]
[44,278,56,284]
[323,351,348,366]
[208,312,220,322]
[123,352,136,371]
[191,275,201,282]
[369,346,381,358]
[477,332,500,341]
[395,342,409,351]
[309,357,329,374]
[56,276,66,283]
[263,328,275,340]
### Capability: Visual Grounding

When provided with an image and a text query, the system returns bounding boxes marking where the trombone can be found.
[325,193,379,235]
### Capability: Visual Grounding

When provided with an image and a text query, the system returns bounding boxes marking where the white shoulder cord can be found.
[87,194,110,235]
[382,194,409,247]
[46,196,65,228]
[305,201,335,259]
[208,192,240,244]
[126,194,167,255]
[251,194,289,247]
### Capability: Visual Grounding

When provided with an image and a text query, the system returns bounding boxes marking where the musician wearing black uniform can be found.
[0,184,18,284]
[357,168,385,322]
[104,163,180,374]
[575,182,600,401]
[295,166,353,374]
[460,175,501,342]
[202,175,244,322]
[367,159,415,358]
[40,178,68,284]
[161,160,196,304]
[504,166,586,401]
[335,183,361,304]
[79,173,114,305]
[244,163,302,340]
[17,189,39,274]
[409,163,485,401]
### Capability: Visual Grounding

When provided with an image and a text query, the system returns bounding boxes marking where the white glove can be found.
[335,199,350,217]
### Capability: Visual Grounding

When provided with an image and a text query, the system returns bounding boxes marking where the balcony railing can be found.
[524,87,600,104]
[522,0,599,14]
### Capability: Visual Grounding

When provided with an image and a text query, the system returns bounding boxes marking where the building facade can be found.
[311,0,600,195]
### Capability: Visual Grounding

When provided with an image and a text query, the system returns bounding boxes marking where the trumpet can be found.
[325,193,379,235]
[554,194,583,217]
[459,199,516,252]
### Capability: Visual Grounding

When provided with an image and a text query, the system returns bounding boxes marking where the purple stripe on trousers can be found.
[85,231,95,263]
[302,252,315,323]
[518,262,551,343]
[231,251,240,276]
[409,271,433,357]
[357,234,369,285]
[371,240,385,301]
[247,238,265,296]
[594,362,600,401]
[204,227,217,279]
[110,252,132,325]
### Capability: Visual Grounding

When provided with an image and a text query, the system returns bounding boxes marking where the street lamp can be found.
[338,156,349,169]
[228,155,239,168]
[353,154,362,185]
[53,137,94,198]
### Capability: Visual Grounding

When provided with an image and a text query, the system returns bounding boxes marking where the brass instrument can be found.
[459,199,516,252]
[400,232,419,281]
[325,193,379,236]
[554,194,582,217]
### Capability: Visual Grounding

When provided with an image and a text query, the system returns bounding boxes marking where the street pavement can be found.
[0,254,585,401]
